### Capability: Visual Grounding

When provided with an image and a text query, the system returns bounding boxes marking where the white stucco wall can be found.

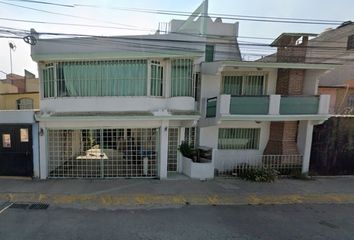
[303,69,327,95]
[40,96,195,113]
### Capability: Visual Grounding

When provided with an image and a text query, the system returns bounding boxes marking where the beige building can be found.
[0,70,39,110]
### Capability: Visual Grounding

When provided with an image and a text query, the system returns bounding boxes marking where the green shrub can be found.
[179,141,197,160]
[238,167,279,182]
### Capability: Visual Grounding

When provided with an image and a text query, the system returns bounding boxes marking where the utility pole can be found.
[9,42,16,74]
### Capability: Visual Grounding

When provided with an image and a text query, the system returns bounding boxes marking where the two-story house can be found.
[31,1,242,179]
[0,70,39,177]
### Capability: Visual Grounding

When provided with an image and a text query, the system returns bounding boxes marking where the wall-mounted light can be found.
[164,126,168,132]
[39,128,44,136]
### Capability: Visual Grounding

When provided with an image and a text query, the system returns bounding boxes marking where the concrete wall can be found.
[303,69,327,95]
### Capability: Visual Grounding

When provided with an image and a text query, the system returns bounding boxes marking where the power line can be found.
[1,0,345,25]
[0,0,153,30]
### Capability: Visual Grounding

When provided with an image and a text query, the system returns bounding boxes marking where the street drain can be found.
[29,203,49,210]
[9,203,30,209]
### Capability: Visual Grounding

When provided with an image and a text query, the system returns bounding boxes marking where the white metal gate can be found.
[47,128,159,178]
[167,128,179,172]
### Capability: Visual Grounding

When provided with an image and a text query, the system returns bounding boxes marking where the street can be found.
[0,203,353,240]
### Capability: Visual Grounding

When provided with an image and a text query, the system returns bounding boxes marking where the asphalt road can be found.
[0,203,353,240]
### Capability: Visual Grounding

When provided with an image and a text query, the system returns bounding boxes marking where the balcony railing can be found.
[216,154,303,177]
[205,94,330,117]
[230,96,269,115]
[280,96,319,115]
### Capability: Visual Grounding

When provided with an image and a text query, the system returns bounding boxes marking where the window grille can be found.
[184,127,196,147]
[222,73,267,95]
[150,60,163,96]
[17,98,33,109]
[170,59,193,97]
[347,35,354,50]
[348,94,354,107]
[218,128,260,150]
[42,60,148,98]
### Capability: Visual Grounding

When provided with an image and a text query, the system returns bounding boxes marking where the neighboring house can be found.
[0,70,40,110]
[260,22,354,175]
[31,0,243,179]
[0,70,40,177]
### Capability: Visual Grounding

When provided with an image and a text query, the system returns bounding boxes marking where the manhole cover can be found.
[29,203,50,210]
[9,203,30,209]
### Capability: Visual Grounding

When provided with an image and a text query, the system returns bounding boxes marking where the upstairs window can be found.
[347,35,354,50]
[205,45,214,62]
[222,73,267,95]
[170,59,193,97]
[42,60,148,98]
[17,98,33,109]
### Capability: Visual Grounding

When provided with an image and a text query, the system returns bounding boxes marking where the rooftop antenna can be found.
[9,42,16,74]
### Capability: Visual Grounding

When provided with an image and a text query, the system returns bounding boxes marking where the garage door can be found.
[47,128,159,178]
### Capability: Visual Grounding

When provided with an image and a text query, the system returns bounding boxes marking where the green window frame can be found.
[222,73,266,96]
[205,45,214,62]
[171,59,193,97]
[218,128,260,150]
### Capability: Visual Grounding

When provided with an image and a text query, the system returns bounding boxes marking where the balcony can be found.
[202,94,330,124]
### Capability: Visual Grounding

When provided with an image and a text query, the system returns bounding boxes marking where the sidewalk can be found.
[1,177,354,210]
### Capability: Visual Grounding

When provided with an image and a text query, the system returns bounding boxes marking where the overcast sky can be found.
[0,0,353,77]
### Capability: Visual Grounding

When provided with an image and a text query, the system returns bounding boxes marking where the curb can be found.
[1,193,354,209]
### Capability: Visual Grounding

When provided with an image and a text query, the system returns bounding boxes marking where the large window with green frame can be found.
[218,128,260,150]
[170,58,194,97]
[222,73,267,96]
[42,60,148,98]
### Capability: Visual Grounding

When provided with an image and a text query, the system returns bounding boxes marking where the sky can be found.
[0,0,354,78]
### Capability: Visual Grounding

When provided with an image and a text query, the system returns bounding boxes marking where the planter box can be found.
[182,156,214,179]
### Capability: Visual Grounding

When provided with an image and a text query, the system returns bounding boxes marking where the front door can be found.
[0,125,33,176]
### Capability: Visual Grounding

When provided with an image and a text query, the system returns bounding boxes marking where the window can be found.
[222,73,266,95]
[348,94,354,107]
[150,60,163,96]
[20,128,29,142]
[347,35,354,50]
[42,60,148,98]
[205,45,214,62]
[17,98,33,110]
[2,134,11,148]
[184,127,196,147]
[218,128,260,150]
[170,59,193,97]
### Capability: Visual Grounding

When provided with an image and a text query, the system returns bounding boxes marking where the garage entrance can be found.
[0,125,33,176]
[47,128,159,178]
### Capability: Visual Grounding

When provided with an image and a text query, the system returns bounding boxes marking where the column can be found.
[159,120,169,179]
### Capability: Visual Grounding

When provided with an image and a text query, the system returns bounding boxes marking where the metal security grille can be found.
[218,128,260,150]
[222,73,267,96]
[167,128,179,172]
[47,128,159,178]
[184,127,196,147]
[42,60,148,98]
[170,59,194,97]
[150,60,163,96]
